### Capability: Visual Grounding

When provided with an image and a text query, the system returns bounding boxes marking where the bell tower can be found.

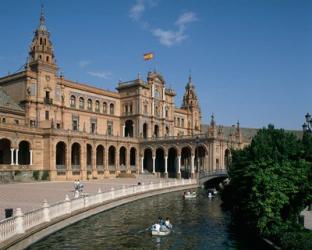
[27,6,57,73]
[181,75,201,133]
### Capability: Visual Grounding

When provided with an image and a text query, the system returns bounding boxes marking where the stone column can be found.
[10,148,15,165]
[66,144,72,180]
[16,149,19,165]
[104,147,110,177]
[191,155,195,179]
[122,125,125,137]
[30,150,33,165]
[152,100,154,116]
[141,156,144,173]
[92,146,97,179]
[126,147,131,174]
[177,155,181,179]
[152,156,156,174]
[205,155,209,172]
[115,148,120,176]
[164,155,168,178]
[80,144,87,180]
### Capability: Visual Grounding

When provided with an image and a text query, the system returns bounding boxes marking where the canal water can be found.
[27,189,268,250]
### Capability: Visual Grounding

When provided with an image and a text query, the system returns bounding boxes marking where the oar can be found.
[137,226,152,234]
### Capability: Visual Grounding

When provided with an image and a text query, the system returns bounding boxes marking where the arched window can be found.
[46,56,49,62]
[95,100,100,112]
[79,97,84,109]
[70,95,76,107]
[143,123,148,139]
[103,102,107,114]
[110,103,114,115]
[166,126,169,136]
[40,37,42,45]
[87,99,92,110]
[155,106,159,117]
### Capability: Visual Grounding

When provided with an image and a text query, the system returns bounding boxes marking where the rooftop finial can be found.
[210,113,216,127]
[37,4,47,31]
[40,4,45,24]
[187,69,193,87]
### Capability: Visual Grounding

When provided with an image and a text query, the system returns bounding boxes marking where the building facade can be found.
[0,11,245,182]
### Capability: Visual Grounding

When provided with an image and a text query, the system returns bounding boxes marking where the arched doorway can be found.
[71,143,81,175]
[168,147,177,178]
[155,148,165,173]
[96,145,104,173]
[143,148,153,173]
[195,145,207,173]
[130,147,136,172]
[56,141,66,174]
[154,125,159,138]
[87,144,92,174]
[181,146,192,178]
[143,123,148,139]
[125,120,134,137]
[18,141,30,165]
[108,146,116,172]
[0,138,11,164]
[119,146,126,172]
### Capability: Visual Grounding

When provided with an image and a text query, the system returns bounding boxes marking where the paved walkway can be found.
[0,175,169,220]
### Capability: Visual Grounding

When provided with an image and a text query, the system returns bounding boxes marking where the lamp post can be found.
[303,113,312,133]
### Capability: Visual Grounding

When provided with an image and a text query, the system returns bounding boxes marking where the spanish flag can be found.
[144,52,154,61]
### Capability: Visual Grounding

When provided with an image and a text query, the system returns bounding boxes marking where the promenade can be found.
[0,175,161,220]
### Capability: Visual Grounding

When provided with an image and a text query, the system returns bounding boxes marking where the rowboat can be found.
[183,191,197,199]
[151,224,171,236]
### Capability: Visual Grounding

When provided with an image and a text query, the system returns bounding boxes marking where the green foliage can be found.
[221,125,312,245]
[41,170,49,180]
[280,230,312,250]
[32,170,40,180]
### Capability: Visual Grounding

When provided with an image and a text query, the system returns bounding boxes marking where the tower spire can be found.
[38,4,47,32]
[27,6,57,70]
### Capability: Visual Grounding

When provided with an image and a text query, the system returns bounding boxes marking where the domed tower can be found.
[181,75,201,134]
[27,6,57,73]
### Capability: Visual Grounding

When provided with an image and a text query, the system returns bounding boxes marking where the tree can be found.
[222,125,312,245]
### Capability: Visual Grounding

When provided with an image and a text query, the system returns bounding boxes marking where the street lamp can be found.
[303,112,312,133]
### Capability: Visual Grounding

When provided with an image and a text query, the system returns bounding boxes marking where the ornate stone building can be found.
[0,11,245,182]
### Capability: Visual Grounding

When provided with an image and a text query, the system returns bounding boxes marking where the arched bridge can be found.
[198,169,228,185]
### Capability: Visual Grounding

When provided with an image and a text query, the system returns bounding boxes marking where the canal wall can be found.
[0,179,198,250]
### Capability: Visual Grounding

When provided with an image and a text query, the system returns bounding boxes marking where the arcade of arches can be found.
[0,130,235,181]
[0,135,233,180]
[141,143,229,179]
[54,141,138,179]
[0,138,32,166]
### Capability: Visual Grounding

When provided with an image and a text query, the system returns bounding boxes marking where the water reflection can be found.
[27,189,258,250]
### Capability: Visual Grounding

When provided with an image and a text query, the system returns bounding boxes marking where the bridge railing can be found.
[198,169,228,179]
[0,178,197,244]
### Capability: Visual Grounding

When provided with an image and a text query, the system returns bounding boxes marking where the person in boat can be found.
[158,216,165,225]
[153,223,161,232]
[165,217,172,229]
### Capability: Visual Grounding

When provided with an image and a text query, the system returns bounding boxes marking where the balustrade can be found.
[0,179,197,244]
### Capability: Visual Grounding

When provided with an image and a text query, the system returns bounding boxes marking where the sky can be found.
[0,0,311,130]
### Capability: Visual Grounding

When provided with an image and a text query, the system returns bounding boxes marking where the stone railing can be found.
[198,169,228,179]
[0,179,197,243]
